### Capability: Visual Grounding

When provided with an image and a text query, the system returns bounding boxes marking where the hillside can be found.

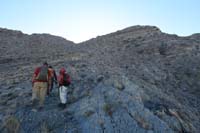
[0,26,200,132]
[0,28,75,86]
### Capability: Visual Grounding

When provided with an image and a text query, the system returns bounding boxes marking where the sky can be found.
[0,0,200,43]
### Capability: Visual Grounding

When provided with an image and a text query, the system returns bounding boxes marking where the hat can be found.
[43,62,48,66]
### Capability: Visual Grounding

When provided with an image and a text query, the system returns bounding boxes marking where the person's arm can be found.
[67,74,71,85]
[32,74,36,83]
[32,74,36,87]
[32,67,39,86]
[47,70,52,88]
[54,70,57,82]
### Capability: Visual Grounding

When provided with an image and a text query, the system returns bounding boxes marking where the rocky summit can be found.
[0,26,200,133]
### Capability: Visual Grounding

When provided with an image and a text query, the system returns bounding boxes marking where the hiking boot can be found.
[58,103,66,109]
[31,100,37,107]
[61,103,66,109]
[58,103,63,107]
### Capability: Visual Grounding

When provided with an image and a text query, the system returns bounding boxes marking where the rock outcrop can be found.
[0,26,200,132]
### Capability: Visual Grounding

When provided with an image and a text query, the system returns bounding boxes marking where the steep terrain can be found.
[0,28,76,86]
[0,26,200,132]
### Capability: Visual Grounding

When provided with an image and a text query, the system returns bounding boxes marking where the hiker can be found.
[31,62,51,110]
[57,68,71,109]
[47,66,57,96]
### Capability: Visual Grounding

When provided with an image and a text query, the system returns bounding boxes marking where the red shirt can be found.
[33,66,51,83]
[58,73,71,85]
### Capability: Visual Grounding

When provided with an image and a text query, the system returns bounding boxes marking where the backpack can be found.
[36,66,48,81]
[63,74,71,86]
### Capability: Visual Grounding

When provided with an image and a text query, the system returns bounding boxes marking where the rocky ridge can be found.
[0,26,200,132]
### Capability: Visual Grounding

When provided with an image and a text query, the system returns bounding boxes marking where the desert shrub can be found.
[133,114,152,130]
[4,116,20,133]
[84,110,95,117]
[103,103,113,116]
[40,121,50,133]
[113,80,125,91]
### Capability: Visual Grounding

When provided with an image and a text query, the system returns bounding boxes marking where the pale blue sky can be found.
[1,0,199,43]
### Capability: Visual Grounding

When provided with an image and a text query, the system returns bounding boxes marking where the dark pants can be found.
[47,78,54,95]
[50,77,54,92]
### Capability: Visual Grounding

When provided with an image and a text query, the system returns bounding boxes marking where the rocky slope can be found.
[0,28,76,86]
[0,26,200,132]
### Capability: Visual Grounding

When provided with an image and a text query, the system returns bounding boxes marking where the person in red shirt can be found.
[47,66,57,96]
[31,62,51,110]
[57,68,71,109]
